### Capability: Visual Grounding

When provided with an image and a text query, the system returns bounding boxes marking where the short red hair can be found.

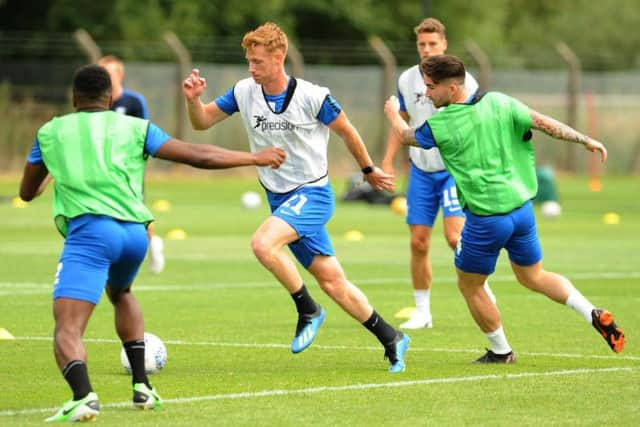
[241,22,288,56]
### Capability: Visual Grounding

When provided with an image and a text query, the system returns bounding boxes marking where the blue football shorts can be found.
[454,201,543,275]
[406,164,465,227]
[267,183,335,268]
[53,214,149,304]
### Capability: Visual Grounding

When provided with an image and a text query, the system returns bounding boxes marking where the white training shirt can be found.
[234,77,331,193]
[398,65,479,172]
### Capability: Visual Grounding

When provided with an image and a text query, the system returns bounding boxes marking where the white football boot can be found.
[399,310,433,329]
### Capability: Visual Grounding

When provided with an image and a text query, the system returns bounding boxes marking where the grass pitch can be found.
[0,174,638,426]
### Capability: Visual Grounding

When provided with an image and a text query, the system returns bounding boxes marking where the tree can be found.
[1,0,639,70]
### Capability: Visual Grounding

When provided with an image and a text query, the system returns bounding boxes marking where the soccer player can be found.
[98,55,149,119]
[20,64,284,422]
[182,22,411,372]
[98,55,164,275]
[384,54,625,362]
[381,18,494,330]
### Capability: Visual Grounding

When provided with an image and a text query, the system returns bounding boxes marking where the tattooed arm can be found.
[530,109,607,162]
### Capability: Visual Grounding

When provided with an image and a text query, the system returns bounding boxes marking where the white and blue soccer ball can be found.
[541,200,562,219]
[241,191,262,210]
[120,332,167,374]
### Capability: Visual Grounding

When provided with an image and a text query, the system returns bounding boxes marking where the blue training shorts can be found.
[454,201,542,275]
[406,164,465,226]
[267,183,335,268]
[53,214,149,304]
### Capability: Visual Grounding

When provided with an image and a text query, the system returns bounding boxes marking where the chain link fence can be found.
[2,33,639,174]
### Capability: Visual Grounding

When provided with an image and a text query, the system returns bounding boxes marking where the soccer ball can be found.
[241,191,262,209]
[120,332,167,374]
[540,200,562,219]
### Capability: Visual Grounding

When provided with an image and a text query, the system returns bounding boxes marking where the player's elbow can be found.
[392,128,407,144]
[191,156,219,169]
[180,150,209,169]
[190,121,209,131]
[186,112,209,130]
[189,111,219,131]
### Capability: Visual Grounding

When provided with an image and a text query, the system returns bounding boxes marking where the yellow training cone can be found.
[152,199,172,213]
[602,212,620,225]
[394,307,416,319]
[166,228,187,240]
[344,229,364,242]
[390,196,407,216]
[0,328,15,340]
[12,197,28,209]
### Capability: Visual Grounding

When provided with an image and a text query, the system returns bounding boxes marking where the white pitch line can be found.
[1,270,639,295]
[14,336,640,361]
[0,367,633,417]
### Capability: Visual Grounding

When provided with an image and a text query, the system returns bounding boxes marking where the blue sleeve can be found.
[398,89,407,113]
[214,87,239,115]
[27,138,44,164]
[121,89,149,119]
[414,121,436,149]
[137,94,149,119]
[317,95,342,125]
[144,122,172,156]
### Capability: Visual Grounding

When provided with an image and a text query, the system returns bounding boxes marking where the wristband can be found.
[361,165,374,175]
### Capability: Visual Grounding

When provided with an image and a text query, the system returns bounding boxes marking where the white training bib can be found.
[234,77,331,193]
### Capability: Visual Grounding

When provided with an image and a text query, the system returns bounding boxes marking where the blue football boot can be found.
[385,332,411,373]
[291,306,326,354]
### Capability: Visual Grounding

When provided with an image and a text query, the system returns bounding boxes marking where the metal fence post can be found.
[163,32,192,140]
[368,36,397,159]
[73,29,102,63]
[464,40,491,93]
[555,41,582,172]
[287,42,304,78]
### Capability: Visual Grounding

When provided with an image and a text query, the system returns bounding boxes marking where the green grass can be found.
[0,174,638,426]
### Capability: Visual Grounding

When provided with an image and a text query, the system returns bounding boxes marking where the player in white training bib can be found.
[182,22,411,373]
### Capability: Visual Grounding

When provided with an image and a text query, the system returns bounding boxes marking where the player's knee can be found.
[456,280,470,295]
[444,233,459,251]
[106,286,130,304]
[313,266,346,295]
[251,234,275,264]
[317,276,345,296]
[251,234,280,267]
[514,274,528,287]
[54,324,78,338]
[54,324,82,350]
[410,235,430,254]
[514,271,541,289]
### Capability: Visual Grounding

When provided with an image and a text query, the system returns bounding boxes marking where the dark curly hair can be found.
[72,64,112,102]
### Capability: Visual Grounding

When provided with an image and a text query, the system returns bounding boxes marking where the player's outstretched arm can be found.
[19,162,50,201]
[381,110,410,176]
[530,109,607,162]
[384,96,418,146]
[182,69,229,130]
[155,139,285,170]
[329,111,395,193]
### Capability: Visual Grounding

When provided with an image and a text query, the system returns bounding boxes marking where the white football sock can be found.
[485,326,512,354]
[148,235,165,275]
[565,289,595,323]
[414,289,431,316]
